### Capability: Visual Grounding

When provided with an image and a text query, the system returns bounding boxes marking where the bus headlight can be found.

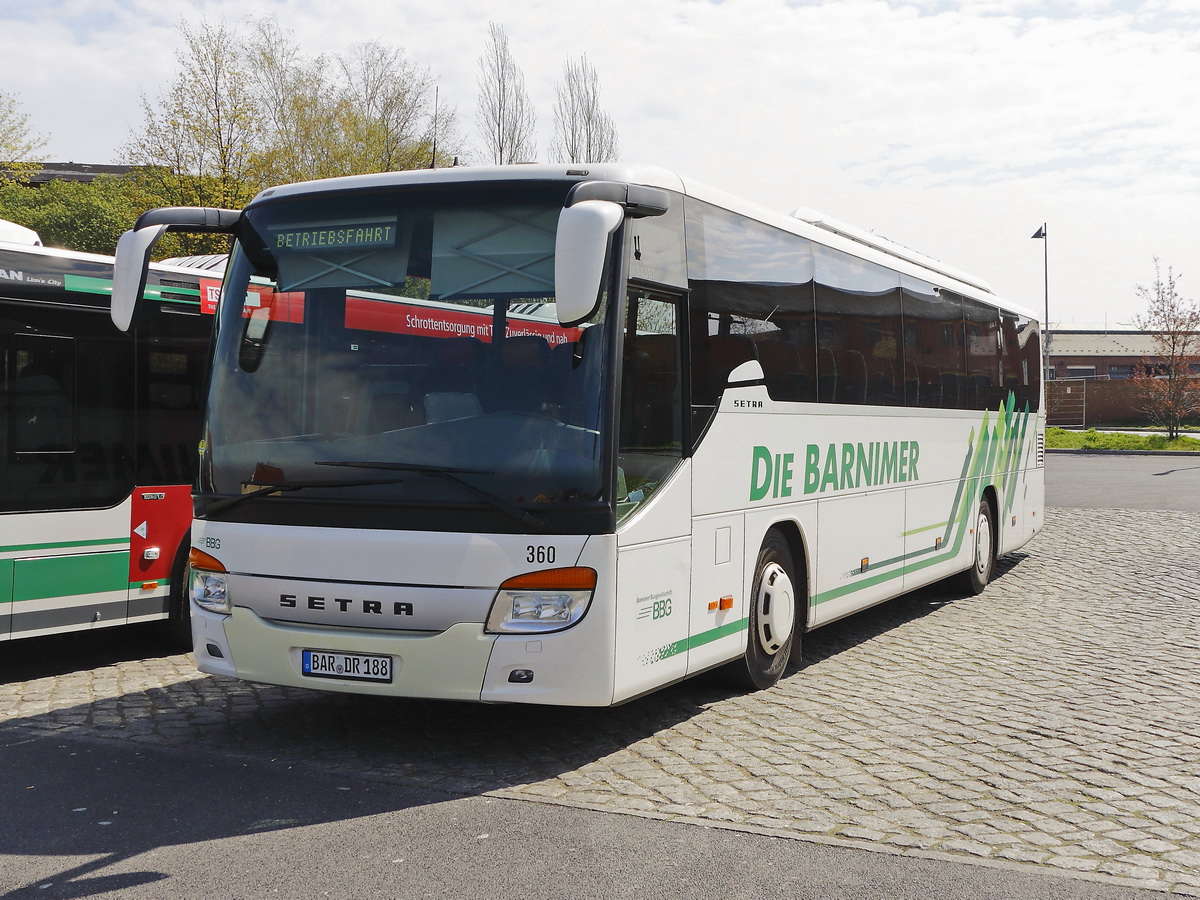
[486,567,597,634]
[189,547,231,614]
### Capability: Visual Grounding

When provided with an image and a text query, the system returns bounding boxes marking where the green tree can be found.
[1131,258,1200,438]
[122,19,259,213]
[0,90,48,181]
[247,24,459,184]
[340,42,433,172]
[126,16,461,209]
[0,177,134,252]
[0,173,213,256]
[244,17,344,185]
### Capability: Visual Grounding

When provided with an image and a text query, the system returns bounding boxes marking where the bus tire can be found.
[161,540,193,651]
[958,494,996,596]
[727,529,796,691]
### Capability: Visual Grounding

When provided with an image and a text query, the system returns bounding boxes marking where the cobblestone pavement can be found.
[3,508,1199,895]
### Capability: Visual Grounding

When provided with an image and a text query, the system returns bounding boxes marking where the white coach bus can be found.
[110,165,1044,705]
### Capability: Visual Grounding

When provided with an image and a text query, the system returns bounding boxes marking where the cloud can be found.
[3,0,1198,322]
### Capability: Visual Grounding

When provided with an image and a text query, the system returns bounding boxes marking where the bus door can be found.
[612,290,690,700]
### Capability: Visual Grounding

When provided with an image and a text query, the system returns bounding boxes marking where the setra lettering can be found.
[278,594,416,617]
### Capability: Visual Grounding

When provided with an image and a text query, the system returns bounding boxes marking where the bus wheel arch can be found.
[727,524,807,691]
[771,519,810,651]
[161,539,194,650]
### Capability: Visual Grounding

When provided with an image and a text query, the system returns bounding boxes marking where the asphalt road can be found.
[0,728,1167,900]
[1046,450,1200,511]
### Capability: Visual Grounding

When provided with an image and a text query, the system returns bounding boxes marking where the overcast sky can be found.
[3,0,1198,327]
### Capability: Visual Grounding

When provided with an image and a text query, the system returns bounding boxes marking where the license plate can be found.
[302,649,392,683]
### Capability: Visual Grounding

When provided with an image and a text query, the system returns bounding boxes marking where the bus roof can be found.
[246,164,1034,320]
[0,239,231,279]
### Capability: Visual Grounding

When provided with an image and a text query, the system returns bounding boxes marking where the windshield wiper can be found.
[202,477,407,517]
[316,461,545,530]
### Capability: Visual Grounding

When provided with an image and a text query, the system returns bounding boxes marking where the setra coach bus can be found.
[109,164,1045,704]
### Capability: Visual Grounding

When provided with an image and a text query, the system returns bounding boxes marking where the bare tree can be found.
[475,23,537,165]
[551,54,619,164]
[243,17,341,184]
[1131,258,1200,439]
[129,16,463,196]
[0,90,48,179]
[339,42,440,173]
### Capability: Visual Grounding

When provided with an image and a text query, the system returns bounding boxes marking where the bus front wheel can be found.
[728,530,796,691]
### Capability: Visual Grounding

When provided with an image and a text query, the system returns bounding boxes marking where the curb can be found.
[1046,448,1200,457]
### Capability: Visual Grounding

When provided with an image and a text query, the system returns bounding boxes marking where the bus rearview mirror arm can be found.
[110,207,241,333]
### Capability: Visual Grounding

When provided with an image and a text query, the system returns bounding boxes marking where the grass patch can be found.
[1046,427,1200,451]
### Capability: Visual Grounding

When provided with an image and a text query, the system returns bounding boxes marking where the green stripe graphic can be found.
[63,274,201,305]
[9,552,129,604]
[641,617,749,666]
[812,394,1035,606]
[0,536,126,555]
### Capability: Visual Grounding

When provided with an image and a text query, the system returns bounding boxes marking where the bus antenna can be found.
[429,87,439,169]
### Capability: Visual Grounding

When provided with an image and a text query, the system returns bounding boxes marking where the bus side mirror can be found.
[111,206,240,332]
[111,224,168,332]
[555,200,623,326]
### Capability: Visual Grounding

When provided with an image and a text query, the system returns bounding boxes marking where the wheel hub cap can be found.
[756,562,795,655]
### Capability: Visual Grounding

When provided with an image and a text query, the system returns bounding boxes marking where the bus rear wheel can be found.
[958,494,996,596]
[727,530,796,691]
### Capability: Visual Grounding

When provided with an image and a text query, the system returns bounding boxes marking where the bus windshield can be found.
[203,184,614,530]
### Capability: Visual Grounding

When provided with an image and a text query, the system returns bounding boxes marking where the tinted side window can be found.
[685,198,816,443]
[814,246,902,406]
[5,333,75,453]
[618,291,684,523]
[963,296,1002,410]
[902,278,965,409]
[1001,313,1042,412]
[0,304,135,512]
[137,305,211,485]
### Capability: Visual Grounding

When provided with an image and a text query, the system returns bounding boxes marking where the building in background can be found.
[1047,330,1162,381]
[10,162,136,185]
[1046,328,1200,427]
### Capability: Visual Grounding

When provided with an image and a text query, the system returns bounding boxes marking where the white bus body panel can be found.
[481,534,618,705]
[687,510,749,673]
[612,459,693,703]
[689,383,1044,632]
[190,521,622,705]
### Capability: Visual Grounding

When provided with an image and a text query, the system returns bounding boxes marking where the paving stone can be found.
[3,507,1200,894]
